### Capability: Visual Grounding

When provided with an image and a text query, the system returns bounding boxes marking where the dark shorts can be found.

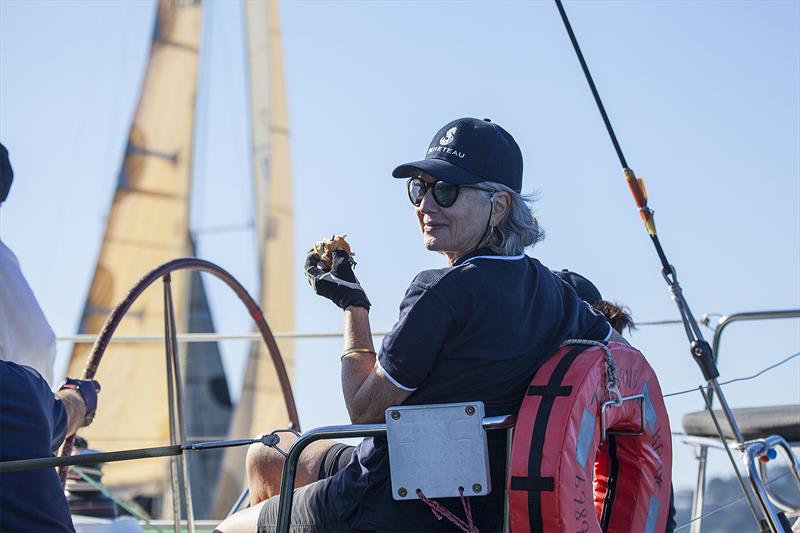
[257,444,357,533]
[318,443,355,479]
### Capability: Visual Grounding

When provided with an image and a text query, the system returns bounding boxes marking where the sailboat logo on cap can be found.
[439,127,457,146]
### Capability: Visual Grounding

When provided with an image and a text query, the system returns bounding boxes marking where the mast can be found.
[67,0,213,507]
[212,0,295,514]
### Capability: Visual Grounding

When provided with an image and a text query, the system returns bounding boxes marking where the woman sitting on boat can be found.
[217,117,622,532]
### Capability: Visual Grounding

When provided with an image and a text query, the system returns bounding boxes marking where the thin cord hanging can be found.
[673,470,792,532]
[662,350,800,399]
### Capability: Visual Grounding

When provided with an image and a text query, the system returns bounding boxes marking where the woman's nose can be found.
[418,187,438,213]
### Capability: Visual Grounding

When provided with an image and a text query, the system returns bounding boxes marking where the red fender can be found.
[508,342,672,533]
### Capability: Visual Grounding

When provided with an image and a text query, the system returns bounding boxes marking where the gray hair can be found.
[476,181,544,255]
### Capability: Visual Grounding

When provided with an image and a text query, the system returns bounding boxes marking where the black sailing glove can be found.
[305,249,371,311]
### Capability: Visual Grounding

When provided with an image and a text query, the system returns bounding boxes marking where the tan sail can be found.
[67,0,203,497]
[212,0,295,514]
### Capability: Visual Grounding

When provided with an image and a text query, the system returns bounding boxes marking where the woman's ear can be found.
[490,191,511,226]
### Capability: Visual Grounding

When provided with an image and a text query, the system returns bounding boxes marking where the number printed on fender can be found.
[573,474,590,533]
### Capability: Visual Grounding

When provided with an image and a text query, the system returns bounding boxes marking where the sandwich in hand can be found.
[312,234,356,269]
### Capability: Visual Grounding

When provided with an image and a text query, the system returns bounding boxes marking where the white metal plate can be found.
[385,401,491,501]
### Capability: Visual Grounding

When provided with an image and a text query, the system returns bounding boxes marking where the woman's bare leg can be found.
[245,435,337,505]
[213,500,265,533]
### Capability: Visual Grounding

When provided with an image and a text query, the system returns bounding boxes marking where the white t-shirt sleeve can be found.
[0,240,57,387]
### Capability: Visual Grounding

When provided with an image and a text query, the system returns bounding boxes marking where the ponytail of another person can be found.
[592,299,636,335]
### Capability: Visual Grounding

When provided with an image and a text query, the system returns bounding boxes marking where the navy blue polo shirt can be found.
[0,360,74,532]
[331,249,611,532]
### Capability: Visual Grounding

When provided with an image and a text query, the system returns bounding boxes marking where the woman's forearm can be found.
[341,306,378,423]
[341,306,411,423]
[343,306,375,355]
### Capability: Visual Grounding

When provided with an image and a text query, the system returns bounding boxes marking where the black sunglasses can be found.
[406,177,495,208]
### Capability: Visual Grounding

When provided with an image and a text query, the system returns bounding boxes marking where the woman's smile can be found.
[423,221,447,233]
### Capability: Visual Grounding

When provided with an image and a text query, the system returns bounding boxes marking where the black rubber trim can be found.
[510,344,590,533]
[599,435,619,532]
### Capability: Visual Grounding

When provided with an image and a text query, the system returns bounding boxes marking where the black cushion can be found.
[682,404,800,442]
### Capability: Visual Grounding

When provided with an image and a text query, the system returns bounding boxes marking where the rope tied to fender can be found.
[562,338,623,406]
[416,486,478,533]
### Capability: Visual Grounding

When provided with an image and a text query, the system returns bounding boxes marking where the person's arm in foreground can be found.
[57,388,88,439]
[305,248,410,424]
[341,306,409,423]
[56,378,101,444]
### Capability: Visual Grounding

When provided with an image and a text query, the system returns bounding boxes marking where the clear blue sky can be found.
[1,0,798,491]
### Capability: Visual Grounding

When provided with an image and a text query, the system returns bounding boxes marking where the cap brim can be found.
[392,158,485,185]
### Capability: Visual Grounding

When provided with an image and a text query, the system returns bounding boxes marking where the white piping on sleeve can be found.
[376,358,417,392]
[603,324,613,342]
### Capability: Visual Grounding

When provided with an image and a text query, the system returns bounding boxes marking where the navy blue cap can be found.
[0,143,12,204]
[392,117,523,193]
[554,269,602,303]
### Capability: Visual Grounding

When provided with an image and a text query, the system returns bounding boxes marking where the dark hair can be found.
[0,142,12,204]
[592,300,636,334]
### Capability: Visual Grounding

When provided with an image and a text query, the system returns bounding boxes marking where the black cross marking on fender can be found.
[510,344,590,533]
[526,384,573,396]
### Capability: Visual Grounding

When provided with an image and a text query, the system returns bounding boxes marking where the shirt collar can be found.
[453,247,497,267]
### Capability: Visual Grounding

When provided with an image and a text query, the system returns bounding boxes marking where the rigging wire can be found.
[637,319,688,327]
[637,313,720,329]
[42,2,135,298]
[190,2,253,243]
[238,0,259,267]
[190,0,215,240]
[547,12,774,518]
[663,350,800,399]
[717,351,800,388]
[662,385,709,400]
[218,3,249,182]
[192,221,254,236]
[553,0,714,367]
[553,0,628,169]
[673,469,792,531]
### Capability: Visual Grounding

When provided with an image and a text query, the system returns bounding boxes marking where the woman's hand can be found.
[304,249,370,311]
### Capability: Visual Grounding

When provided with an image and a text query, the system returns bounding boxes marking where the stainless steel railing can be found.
[689,309,800,533]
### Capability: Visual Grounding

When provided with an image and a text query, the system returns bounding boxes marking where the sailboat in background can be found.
[65,0,294,519]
